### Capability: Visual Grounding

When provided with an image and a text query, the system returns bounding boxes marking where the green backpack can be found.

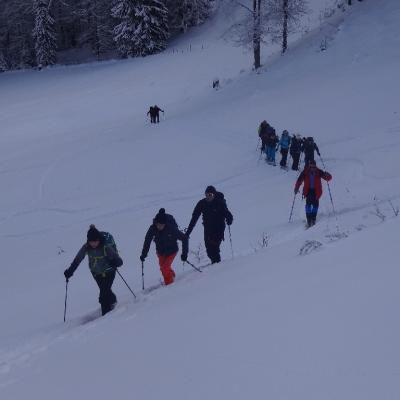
[101,231,118,254]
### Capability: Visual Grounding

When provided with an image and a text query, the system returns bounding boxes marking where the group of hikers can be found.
[147,105,164,123]
[258,120,321,170]
[258,120,333,228]
[62,120,333,318]
[64,186,233,316]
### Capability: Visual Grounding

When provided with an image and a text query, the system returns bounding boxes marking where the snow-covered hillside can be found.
[1,0,400,398]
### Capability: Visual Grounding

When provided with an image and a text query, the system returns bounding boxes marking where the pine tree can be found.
[187,0,211,27]
[77,0,114,59]
[132,0,169,56]
[0,0,35,69]
[32,0,57,67]
[0,51,8,72]
[0,0,212,70]
[112,0,136,57]
[168,0,211,34]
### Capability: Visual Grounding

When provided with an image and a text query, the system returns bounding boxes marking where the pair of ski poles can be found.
[288,154,339,231]
[64,268,136,323]
[65,229,235,321]
[141,230,235,290]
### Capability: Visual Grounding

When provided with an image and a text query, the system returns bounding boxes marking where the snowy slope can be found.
[1,0,400,398]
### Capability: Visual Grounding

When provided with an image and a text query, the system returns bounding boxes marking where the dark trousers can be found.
[304,152,315,166]
[150,114,156,123]
[291,152,301,170]
[204,232,222,264]
[94,270,117,315]
[155,113,160,123]
[280,148,289,167]
[305,190,319,226]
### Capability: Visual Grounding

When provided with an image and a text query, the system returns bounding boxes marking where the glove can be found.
[226,216,233,226]
[64,268,73,280]
[181,254,187,262]
[294,188,299,194]
[109,259,122,269]
[140,255,146,262]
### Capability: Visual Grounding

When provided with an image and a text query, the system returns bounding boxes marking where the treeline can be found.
[0,0,212,71]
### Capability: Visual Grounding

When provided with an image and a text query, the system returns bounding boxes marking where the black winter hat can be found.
[87,224,102,241]
[205,185,217,195]
[154,208,167,224]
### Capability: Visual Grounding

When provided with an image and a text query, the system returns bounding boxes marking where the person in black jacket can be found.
[153,105,164,123]
[147,106,155,123]
[303,136,320,166]
[64,225,123,316]
[140,209,188,285]
[290,134,303,171]
[258,121,275,154]
[147,105,164,123]
[185,186,233,264]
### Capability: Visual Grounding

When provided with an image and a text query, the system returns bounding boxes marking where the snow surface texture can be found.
[1,0,400,398]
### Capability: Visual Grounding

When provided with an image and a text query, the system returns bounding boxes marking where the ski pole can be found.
[64,278,69,323]
[185,260,202,273]
[115,269,137,299]
[318,154,340,231]
[256,137,261,152]
[289,192,297,223]
[228,225,234,259]
[141,261,145,290]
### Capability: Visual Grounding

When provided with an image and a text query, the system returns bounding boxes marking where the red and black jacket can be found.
[295,167,332,200]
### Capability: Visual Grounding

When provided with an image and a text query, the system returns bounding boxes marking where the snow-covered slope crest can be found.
[1,0,400,398]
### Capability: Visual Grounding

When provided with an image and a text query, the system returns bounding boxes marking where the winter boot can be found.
[310,213,317,226]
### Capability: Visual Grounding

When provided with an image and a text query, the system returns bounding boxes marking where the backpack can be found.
[101,232,118,254]
[165,214,178,229]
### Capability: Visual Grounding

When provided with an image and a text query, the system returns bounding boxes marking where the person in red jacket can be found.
[294,160,332,227]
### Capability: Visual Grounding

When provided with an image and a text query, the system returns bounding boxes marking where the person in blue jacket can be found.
[277,130,291,168]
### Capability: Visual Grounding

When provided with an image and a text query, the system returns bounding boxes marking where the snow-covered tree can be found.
[76,0,114,59]
[168,0,211,34]
[32,0,57,67]
[266,0,308,54]
[132,0,169,56]
[112,0,137,57]
[0,0,35,69]
[0,0,211,70]
[188,0,212,27]
[229,0,266,69]
[230,0,308,67]
[0,52,8,72]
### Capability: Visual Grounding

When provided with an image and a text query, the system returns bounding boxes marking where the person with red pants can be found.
[294,160,332,227]
[140,209,188,285]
